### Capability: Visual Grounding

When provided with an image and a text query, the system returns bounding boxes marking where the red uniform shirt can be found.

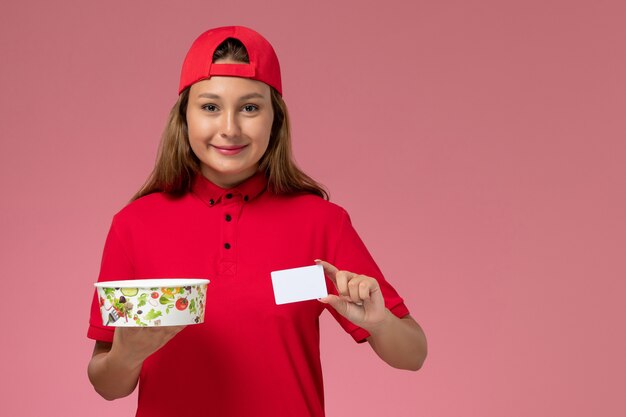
[88,172,410,416]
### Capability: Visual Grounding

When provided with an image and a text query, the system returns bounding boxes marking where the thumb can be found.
[318,294,349,317]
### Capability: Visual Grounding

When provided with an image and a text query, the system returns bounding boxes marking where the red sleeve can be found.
[87,215,135,342]
[325,208,410,343]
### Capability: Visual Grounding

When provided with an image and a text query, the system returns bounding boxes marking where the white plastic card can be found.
[271,264,328,305]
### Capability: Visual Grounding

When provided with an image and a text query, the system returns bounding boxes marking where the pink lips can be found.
[212,144,248,156]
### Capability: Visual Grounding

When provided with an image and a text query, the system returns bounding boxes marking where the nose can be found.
[220,110,241,139]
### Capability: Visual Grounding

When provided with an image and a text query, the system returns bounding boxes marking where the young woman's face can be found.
[186,74,274,188]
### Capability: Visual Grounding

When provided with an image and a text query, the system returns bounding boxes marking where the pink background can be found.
[1,1,625,415]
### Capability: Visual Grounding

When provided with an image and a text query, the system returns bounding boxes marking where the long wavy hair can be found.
[132,38,328,201]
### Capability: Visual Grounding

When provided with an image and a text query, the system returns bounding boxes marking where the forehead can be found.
[189,76,271,98]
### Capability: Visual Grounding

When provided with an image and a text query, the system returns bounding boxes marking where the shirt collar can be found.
[191,171,268,207]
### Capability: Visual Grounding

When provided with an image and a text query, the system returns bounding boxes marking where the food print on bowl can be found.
[95,279,209,327]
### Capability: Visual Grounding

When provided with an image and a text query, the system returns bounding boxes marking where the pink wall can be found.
[1,1,625,415]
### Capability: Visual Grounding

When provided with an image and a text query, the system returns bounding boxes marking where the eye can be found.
[201,104,219,112]
[242,104,259,113]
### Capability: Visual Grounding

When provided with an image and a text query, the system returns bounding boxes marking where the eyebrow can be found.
[197,92,266,100]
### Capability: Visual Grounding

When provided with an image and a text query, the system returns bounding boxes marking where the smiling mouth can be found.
[211,144,248,155]
[212,145,247,150]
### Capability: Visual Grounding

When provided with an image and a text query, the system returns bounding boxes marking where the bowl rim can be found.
[94,278,210,288]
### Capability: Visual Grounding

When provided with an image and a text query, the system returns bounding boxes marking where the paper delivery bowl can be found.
[95,279,209,327]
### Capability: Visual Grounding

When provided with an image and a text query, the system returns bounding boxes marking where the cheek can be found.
[186,115,204,141]
[187,132,203,156]
[186,119,209,156]
[250,117,274,147]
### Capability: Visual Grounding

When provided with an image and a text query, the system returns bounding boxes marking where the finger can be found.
[146,326,186,355]
[167,325,187,336]
[347,275,364,303]
[314,259,339,285]
[319,294,367,325]
[314,259,351,295]
[158,325,186,344]
[347,276,373,305]
[336,270,357,297]
[358,278,377,301]
[318,294,349,317]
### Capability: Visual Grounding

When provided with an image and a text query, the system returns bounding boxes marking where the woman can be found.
[87,25,427,416]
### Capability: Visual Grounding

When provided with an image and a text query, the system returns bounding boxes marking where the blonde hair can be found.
[132,39,328,201]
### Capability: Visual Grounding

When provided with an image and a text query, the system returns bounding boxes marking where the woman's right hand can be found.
[88,326,186,400]
[110,325,187,369]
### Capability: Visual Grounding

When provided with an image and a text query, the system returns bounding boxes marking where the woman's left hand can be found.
[315,260,388,331]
